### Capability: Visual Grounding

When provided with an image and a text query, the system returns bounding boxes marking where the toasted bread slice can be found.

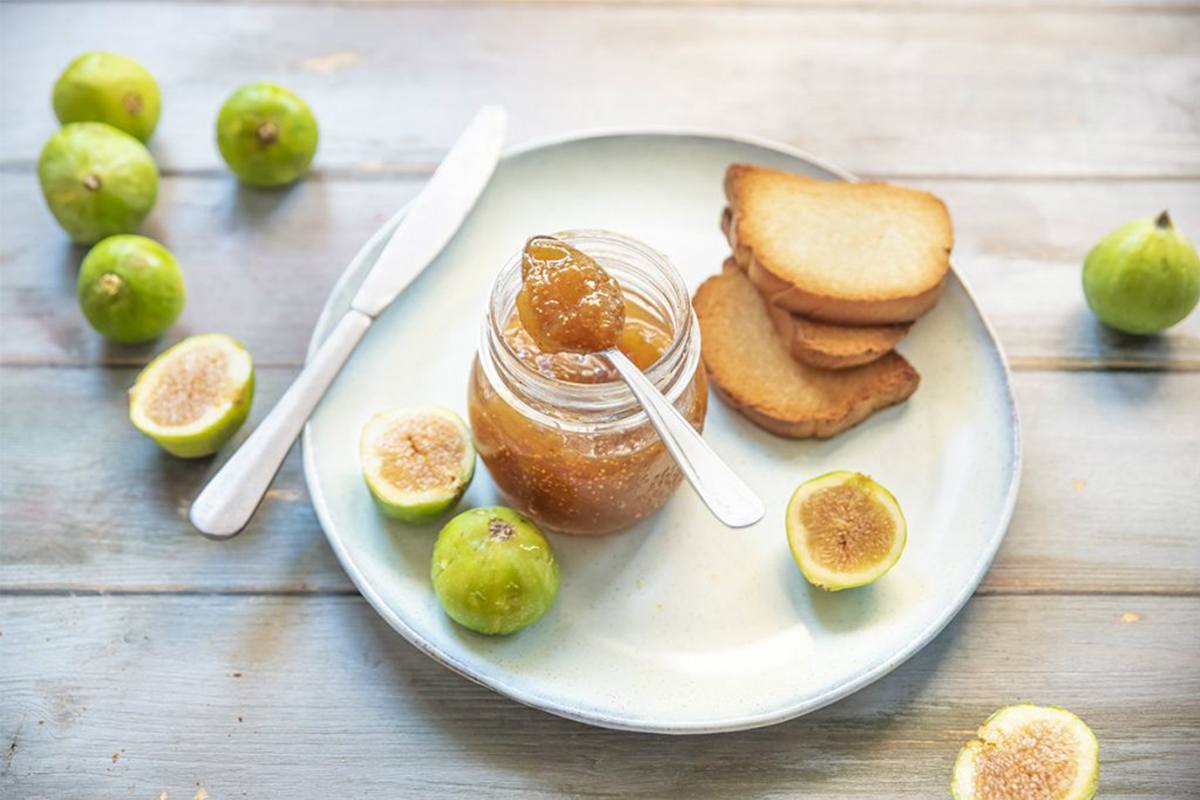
[693,264,920,439]
[721,258,911,369]
[768,304,912,370]
[723,165,952,324]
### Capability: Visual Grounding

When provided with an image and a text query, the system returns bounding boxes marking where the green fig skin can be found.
[216,83,318,187]
[38,123,159,244]
[431,507,560,636]
[1082,211,1200,335]
[53,52,161,141]
[78,235,185,343]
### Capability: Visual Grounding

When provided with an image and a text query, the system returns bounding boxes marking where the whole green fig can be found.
[53,52,161,141]
[216,83,318,187]
[38,122,158,244]
[1082,211,1200,335]
[78,235,184,343]
[431,507,560,635]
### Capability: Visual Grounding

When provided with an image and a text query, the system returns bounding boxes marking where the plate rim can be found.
[300,127,1023,734]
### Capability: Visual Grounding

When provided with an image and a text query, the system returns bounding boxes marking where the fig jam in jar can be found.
[468,230,707,535]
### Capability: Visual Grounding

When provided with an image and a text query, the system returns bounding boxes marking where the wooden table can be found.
[2,1,1198,797]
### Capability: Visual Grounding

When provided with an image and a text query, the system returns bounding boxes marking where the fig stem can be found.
[97,273,124,298]
[1156,210,1173,229]
[122,92,143,116]
[256,121,279,145]
[82,173,102,191]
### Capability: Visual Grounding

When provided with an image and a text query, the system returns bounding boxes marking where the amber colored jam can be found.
[469,291,707,535]
[516,236,626,354]
[503,293,672,384]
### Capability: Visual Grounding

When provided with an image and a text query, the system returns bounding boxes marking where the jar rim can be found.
[478,229,701,432]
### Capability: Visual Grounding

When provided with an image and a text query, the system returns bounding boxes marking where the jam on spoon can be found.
[516,236,626,354]
[512,234,764,529]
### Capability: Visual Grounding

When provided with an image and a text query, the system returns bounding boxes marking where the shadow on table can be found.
[227,173,309,226]
[358,593,970,797]
[1068,309,1179,398]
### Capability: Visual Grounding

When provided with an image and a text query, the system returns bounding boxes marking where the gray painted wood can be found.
[1,0,1198,796]
[2,594,1197,798]
[48,0,1200,8]
[2,367,1197,593]
[3,174,1197,367]
[0,367,345,592]
[1,3,1197,178]
[0,173,424,367]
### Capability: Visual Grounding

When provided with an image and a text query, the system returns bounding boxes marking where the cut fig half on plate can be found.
[786,471,906,591]
[359,406,475,523]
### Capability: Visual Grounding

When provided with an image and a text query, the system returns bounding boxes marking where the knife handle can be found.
[189,309,372,539]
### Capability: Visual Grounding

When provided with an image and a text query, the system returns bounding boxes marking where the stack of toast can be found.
[694,164,953,438]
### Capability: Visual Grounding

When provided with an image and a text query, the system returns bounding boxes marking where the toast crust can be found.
[693,265,920,439]
[722,165,952,324]
[766,302,910,370]
[721,258,910,369]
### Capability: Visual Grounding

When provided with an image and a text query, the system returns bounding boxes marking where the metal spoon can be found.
[602,347,765,528]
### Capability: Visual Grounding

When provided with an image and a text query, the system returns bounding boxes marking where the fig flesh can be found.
[360,406,476,523]
[786,471,906,591]
[128,334,254,458]
[952,704,1099,800]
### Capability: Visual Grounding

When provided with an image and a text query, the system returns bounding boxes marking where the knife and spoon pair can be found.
[190,106,764,539]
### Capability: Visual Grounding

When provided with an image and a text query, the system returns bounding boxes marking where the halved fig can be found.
[952,704,1099,800]
[359,406,475,523]
[785,471,906,590]
[128,334,253,458]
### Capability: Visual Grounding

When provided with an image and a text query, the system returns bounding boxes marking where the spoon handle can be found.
[604,349,765,528]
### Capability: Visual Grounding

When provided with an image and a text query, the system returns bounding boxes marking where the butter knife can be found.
[190,105,508,539]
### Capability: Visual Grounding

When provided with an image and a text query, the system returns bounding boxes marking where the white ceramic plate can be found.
[302,131,1021,733]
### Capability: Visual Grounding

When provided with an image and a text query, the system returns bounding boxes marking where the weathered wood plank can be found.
[1,594,1196,798]
[3,174,1198,367]
[28,0,1200,9]
[987,370,1200,594]
[1,3,1196,178]
[2,366,1197,593]
[0,366,348,593]
[0,172,423,367]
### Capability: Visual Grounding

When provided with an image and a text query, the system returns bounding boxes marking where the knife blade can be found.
[190,105,508,539]
[353,104,508,317]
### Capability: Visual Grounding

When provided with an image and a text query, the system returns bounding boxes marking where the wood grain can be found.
[0,173,423,367]
[1,0,1197,796]
[1,3,1197,178]
[1,593,1197,798]
[2,366,1197,594]
[3,174,1197,367]
[25,0,1200,8]
[0,367,347,593]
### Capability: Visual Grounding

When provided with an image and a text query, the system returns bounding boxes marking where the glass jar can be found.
[468,230,707,535]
